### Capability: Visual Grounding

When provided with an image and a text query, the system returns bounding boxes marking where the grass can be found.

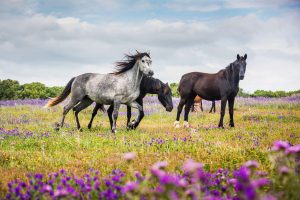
[0,97,299,196]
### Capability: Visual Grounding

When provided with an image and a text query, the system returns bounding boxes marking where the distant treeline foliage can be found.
[0,79,63,100]
[168,83,300,98]
[0,79,299,100]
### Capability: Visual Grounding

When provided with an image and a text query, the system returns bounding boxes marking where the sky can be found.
[0,0,300,92]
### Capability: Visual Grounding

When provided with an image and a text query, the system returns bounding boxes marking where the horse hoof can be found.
[88,124,92,129]
[174,121,180,128]
[112,129,117,133]
[54,123,60,131]
[127,120,136,129]
[218,125,224,129]
[229,123,235,128]
[183,121,190,128]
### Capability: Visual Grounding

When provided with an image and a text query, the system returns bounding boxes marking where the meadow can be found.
[0,95,299,199]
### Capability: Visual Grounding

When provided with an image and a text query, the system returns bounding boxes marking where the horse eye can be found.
[142,60,145,63]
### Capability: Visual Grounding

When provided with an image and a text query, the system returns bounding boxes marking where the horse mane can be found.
[111,52,151,75]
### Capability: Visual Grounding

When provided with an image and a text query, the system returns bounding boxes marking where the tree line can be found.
[0,79,63,100]
[0,79,299,100]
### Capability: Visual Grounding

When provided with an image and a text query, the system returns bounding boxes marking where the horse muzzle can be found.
[148,70,154,77]
[240,75,244,80]
[166,105,173,112]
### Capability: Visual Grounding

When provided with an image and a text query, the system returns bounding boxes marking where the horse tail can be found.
[44,77,75,108]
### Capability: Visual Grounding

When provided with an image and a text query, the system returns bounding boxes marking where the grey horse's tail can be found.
[45,77,75,108]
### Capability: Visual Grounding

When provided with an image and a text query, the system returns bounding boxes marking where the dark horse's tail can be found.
[45,77,75,108]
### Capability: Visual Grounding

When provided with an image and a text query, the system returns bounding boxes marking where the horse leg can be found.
[218,97,227,128]
[209,101,214,113]
[88,103,102,129]
[183,98,194,128]
[73,98,93,130]
[126,106,132,127]
[107,104,114,130]
[56,99,79,131]
[127,101,143,129]
[111,101,120,133]
[128,98,144,129]
[175,98,186,128]
[213,101,216,113]
[191,103,195,112]
[228,97,235,127]
[200,100,203,112]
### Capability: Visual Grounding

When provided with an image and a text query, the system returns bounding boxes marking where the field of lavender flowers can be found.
[0,95,300,199]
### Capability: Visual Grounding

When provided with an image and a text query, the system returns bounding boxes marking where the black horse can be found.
[74,76,173,130]
[174,54,247,128]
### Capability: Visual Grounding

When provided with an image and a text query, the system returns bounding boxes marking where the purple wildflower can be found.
[182,159,203,173]
[244,160,259,168]
[273,141,290,151]
[278,166,289,174]
[152,161,168,169]
[123,152,136,161]
[121,182,138,193]
[286,144,300,155]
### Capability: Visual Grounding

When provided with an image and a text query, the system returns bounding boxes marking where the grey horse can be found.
[45,52,154,133]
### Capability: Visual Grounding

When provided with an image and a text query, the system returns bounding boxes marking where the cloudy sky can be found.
[0,0,299,92]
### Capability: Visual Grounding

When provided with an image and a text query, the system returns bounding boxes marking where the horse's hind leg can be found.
[213,101,216,113]
[107,104,114,130]
[200,100,203,112]
[88,103,102,129]
[56,99,80,130]
[73,98,93,130]
[174,98,186,128]
[209,101,214,113]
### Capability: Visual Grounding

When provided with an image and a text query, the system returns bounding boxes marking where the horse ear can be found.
[237,54,240,60]
[166,82,169,86]
[135,50,140,55]
[244,54,247,60]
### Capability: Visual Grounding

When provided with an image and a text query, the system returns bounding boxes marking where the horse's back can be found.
[179,71,224,101]
[178,72,210,96]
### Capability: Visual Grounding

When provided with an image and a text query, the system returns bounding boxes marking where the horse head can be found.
[136,51,154,77]
[157,82,173,112]
[231,54,247,80]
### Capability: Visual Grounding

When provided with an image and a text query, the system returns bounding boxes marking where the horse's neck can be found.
[226,65,239,90]
[141,77,158,94]
[125,62,143,90]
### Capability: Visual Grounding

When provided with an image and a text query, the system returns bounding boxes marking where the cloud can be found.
[0,1,299,92]
[165,1,222,12]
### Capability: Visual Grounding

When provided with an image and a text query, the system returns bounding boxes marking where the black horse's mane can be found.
[111,52,150,75]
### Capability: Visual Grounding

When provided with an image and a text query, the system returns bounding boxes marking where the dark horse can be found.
[174,54,247,128]
[83,76,173,130]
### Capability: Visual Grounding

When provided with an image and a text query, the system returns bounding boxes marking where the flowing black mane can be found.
[111,52,150,75]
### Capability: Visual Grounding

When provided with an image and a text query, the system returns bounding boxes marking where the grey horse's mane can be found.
[111,52,151,75]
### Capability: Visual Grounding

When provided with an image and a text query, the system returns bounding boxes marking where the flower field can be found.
[0,95,299,199]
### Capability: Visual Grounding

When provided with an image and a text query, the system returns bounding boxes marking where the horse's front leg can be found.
[128,98,144,129]
[218,97,227,128]
[111,101,121,133]
[228,97,235,127]
[127,101,143,129]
